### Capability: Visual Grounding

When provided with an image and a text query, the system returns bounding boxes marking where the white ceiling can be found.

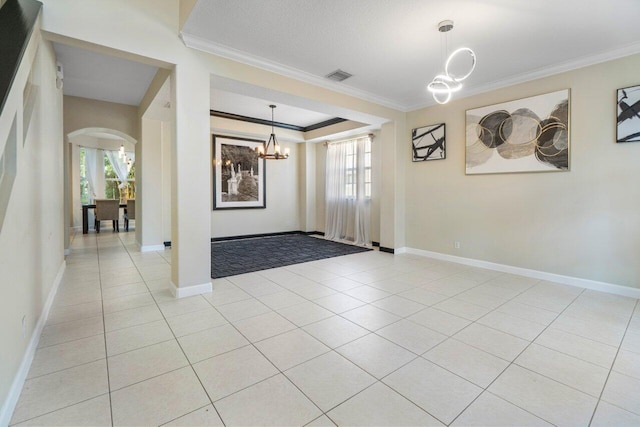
[53,43,158,106]
[182,0,640,110]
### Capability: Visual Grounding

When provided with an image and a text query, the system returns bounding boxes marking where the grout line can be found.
[588,299,640,426]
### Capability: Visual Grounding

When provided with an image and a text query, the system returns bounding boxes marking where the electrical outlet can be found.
[21,315,26,338]
[454,241,461,249]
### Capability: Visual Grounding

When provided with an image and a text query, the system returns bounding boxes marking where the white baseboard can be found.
[0,260,66,427]
[140,244,165,253]
[398,247,640,300]
[170,281,212,298]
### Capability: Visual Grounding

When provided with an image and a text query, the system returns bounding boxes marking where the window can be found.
[79,147,135,204]
[344,137,372,199]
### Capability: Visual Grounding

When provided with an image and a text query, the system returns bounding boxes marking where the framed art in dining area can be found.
[466,89,570,175]
[617,84,640,143]
[412,123,446,161]
[212,135,265,210]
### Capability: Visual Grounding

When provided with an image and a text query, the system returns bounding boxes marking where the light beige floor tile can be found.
[108,340,189,390]
[38,315,104,348]
[13,394,111,427]
[591,401,640,426]
[146,277,173,292]
[451,392,552,426]
[256,329,329,370]
[178,323,249,363]
[337,333,415,379]
[368,278,416,294]
[376,319,447,354]
[235,280,285,298]
[621,329,640,353]
[496,301,558,325]
[397,288,449,305]
[515,343,609,396]
[421,276,480,297]
[477,311,547,341]
[111,367,210,426]
[233,311,297,342]
[285,351,376,411]
[383,358,482,424]
[27,335,105,379]
[431,298,492,321]
[550,314,626,347]
[163,405,224,426]
[46,301,103,326]
[11,360,109,424]
[327,382,443,426]
[454,289,508,310]
[102,292,155,314]
[341,305,401,331]
[425,339,509,388]
[371,295,426,317]
[613,349,640,379]
[407,308,471,336]
[215,298,271,321]
[601,371,640,415]
[454,323,529,361]
[320,277,365,292]
[488,365,598,426]
[305,414,337,426]
[258,290,307,310]
[344,285,392,303]
[166,308,227,337]
[106,319,174,356]
[277,301,334,326]
[313,293,366,314]
[534,328,617,368]
[53,287,102,307]
[291,283,336,299]
[101,282,149,300]
[214,374,321,426]
[104,304,164,332]
[303,315,370,348]
[193,345,277,401]
[100,273,144,289]
[158,296,211,318]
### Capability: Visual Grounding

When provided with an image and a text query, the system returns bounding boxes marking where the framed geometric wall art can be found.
[466,89,570,175]
[212,135,265,210]
[412,123,445,161]
[617,84,640,143]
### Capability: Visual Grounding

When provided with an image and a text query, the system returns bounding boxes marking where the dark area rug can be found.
[211,234,371,278]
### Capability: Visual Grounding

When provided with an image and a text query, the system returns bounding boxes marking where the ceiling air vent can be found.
[325,69,353,82]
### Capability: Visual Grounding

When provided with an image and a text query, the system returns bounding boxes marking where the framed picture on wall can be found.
[212,135,266,210]
[617,84,640,143]
[412,123,445,161]
[466,89,570,174]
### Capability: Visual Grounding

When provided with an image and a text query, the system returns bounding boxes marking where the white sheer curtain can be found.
[105,150,130,190]
[84,147,98,202]
[325,136,371,246]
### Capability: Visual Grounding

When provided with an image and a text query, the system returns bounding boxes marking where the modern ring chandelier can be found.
[427,20,476,104]
[255,105,289,160]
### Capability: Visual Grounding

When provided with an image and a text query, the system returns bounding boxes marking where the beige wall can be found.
[406,53,640,288]
[63,96,140,141]
[0,27,64,418]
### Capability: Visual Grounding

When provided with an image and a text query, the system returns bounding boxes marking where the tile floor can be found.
[9,231,640,426]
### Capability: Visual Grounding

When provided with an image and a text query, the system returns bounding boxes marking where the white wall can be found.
[0,25,64,418]
[406,53,640,289]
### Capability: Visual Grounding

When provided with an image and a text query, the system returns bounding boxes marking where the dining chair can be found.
[94,199,120,233]
[124,199,135,231]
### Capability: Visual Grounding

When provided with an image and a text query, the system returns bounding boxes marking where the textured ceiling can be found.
[182,0,640,110]
[53,43,158,106]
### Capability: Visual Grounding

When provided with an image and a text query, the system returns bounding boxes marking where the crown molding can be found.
[180,31,407,112]
[406,40,640,111]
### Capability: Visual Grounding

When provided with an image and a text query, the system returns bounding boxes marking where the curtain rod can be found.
[323,133,375,147]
